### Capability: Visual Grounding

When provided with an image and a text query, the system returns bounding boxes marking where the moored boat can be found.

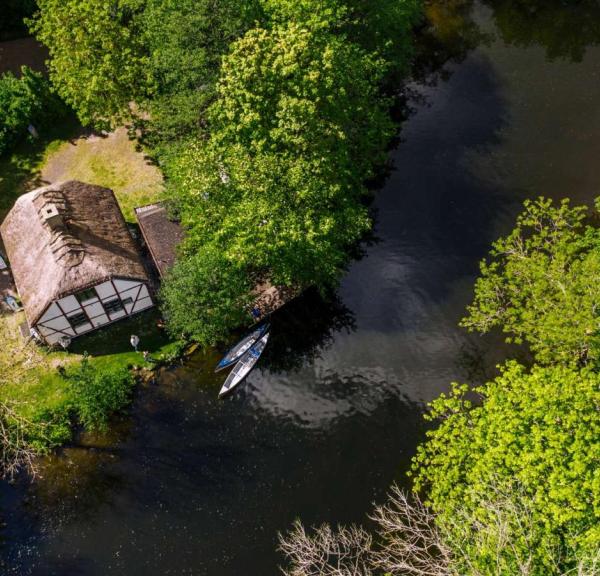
[219,333,270,397]
[215,323,269,372]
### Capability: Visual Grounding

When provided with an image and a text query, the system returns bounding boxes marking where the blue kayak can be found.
[214,323,269,372]
[219,333,270,397]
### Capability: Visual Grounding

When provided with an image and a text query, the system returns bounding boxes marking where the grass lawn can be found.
[0,120,163,224]
[0,308,181,422]
[0,114,80,221]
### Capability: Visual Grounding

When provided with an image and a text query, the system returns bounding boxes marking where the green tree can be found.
[168,141,371,288]
[209,21,392,183]
[0,66,66,155]
[30,0,150,127]
[161,19,394,333]
[462,197,600,366]
[160,248,253,345]
[411,361,600,574]
[140,0,262,151]
[261,0,422,76]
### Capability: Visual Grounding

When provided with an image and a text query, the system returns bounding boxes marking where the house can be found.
[0,181,154,345]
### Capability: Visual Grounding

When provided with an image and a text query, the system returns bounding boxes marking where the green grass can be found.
[41,127,164,221]
[0,309,182,446]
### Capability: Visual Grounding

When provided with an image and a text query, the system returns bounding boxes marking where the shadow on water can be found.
[0,371,427,576]
[263,288,357,374]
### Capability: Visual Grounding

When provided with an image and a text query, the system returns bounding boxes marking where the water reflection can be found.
[1,373,426,576]
[488,0,600,61]
[262,288,356,374]
[414,0,488,83]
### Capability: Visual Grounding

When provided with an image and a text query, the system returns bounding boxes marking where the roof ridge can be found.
[33,189,87,268]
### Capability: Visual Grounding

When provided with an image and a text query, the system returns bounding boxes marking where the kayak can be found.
[219,333,270,397]
[214,323,269,372]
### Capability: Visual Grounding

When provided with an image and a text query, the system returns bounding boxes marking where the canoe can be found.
[214,323,269,372]
[219,333,270,397]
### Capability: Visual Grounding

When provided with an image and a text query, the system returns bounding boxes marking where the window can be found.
[122,297,133,307]
[67,312,88,329]
[77,287,97,303]
[104,299,124,314]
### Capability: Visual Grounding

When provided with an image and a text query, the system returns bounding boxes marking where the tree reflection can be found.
[262,288,356,374]
[412,0,487,83]
[488,0,600,61]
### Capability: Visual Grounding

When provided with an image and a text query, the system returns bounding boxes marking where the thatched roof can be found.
[135,203,185,277]
[0,181,149,325]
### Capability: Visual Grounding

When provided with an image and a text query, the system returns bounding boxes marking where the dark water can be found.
[2,2,600,574]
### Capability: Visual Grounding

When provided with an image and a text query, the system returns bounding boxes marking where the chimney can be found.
[41,203,64,229]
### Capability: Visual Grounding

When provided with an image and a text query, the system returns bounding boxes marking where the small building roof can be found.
[0,181,149,326]
[135,203,185,278]
[134,203,300,318]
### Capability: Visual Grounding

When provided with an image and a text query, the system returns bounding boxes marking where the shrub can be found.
[67,356,135,432]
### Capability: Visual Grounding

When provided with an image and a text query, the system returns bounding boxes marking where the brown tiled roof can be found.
[0,181,149,325]
[135,203,185,277]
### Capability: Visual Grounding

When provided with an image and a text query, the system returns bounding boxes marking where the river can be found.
[1,1,600,574]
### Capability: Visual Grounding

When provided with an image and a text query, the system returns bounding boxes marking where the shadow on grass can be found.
[0,113,82,221]
[69,309,176,360]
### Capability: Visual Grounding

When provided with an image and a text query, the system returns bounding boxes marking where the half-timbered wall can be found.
[35,278,154,345]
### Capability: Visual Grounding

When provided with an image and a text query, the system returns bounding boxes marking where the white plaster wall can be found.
[91,313,110,328]
[83,301,105,318]
[43,315,72,332]
[34,279,154,345]
[132,297,153,313]
[38,302,61,324]
[95,281,117,300]
[59,295,80,313]
[114,278,139,292]
[74,322,93,335]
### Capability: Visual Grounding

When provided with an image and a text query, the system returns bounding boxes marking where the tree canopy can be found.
[461,197,600,366]
[30,0,421,342]
[159,9,405,341]
[0,67,65,156]
[412,361,600,574]
[31,0,151,128]
[160,248,253,344]
[140,0,262,151]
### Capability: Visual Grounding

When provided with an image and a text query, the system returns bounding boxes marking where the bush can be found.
[160,248,254,346]
[67,356,135,432]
